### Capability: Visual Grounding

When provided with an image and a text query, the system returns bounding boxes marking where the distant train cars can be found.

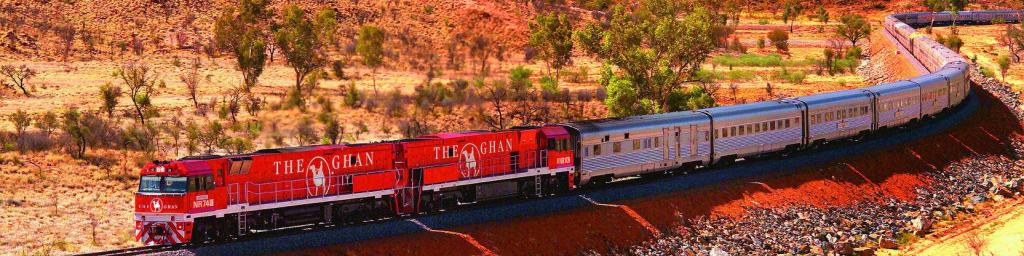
[136,10,990,245]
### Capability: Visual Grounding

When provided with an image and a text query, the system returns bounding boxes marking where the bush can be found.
[330,59,346,80]
[767,29,789,52]
[342,82,363,108]
[980,66,997,78]
[758,19,769,25]
[712,54,783,67]
[845,46,863,59]
[773,69,807,84]
[757,38,766,49]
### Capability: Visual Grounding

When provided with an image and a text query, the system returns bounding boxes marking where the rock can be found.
[970,194,987,203]
[878,237,899,249]
[709,246,730,256]
[835,242,855,255]
[912,217,933,236]
[994,194,1005,202]
[854,247,877,256]
[810,245,824,255]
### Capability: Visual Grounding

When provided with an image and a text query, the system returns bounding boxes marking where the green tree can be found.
[836,14,871,47]
[34,111,59,137]
[815,5,829,32]
[948,0,970,35]
[275,6,335,106]
[61,108,91,158]
[666,86,716,112]
[997,55,1011,81]
[213,0,270,91]
[113,61,158,125]
[768,29,790,53]
[781,0,804,33]
[99,82,121,118]
[356,25,385,94]
[529,12,574,80]
[9,109,30,137]
[576,0,720,114]
[0,64,37,97]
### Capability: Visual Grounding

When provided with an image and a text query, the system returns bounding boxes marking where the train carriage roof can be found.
[792,89,873,106]
[564,111,708,135]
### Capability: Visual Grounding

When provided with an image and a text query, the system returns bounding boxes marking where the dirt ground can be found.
[879,199,1024,256]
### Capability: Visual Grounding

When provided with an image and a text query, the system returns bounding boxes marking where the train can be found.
[134,10,999,245]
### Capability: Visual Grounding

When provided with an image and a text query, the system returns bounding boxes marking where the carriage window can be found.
[731,127,737,136]
[624,133,630,139]
[770,121,776,130]
[721,128,728,138]
[594,145,602,155]
[613,142,621,153]
[548,139,557,150]
[584,147,590,157]
[762,122,769,131]
[655,137,660,147]
[755,123,761,132]
[785,119,791,128]
[739,125,745,136]
[633,140,641,150]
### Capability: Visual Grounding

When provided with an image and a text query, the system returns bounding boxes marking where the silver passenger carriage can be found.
[561,112,712,185]
[910,73,950,117]
[864,81,922,129]
[699,101,803,164]
[790,90,874,144]
[936,61,970,105]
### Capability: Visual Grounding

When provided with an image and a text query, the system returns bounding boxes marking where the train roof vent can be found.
[253,146,318,154]
[179,154,223,160]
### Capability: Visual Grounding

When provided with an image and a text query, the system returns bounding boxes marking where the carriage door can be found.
[395,168,423,215]
[662,128,670,163]
[689,125,698,157]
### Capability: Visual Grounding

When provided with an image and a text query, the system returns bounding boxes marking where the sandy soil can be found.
[879,199,1024,256]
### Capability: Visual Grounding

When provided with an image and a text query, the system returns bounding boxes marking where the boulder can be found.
[912,217,933,236]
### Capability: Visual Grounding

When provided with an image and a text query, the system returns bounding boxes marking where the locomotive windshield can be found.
[138,176,188,193]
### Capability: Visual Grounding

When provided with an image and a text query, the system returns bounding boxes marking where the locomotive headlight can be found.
[155,166,166,173]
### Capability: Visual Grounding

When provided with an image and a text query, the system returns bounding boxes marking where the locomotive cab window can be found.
[138,176,187,193]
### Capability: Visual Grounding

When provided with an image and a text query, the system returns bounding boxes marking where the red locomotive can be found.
[134,125,574,244]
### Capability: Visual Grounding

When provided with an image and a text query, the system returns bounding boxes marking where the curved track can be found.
[79,10,1024,256]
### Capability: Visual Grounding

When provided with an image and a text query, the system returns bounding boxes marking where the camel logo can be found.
[305,156,332,197]
[151,198,163,213]
[460,144,480,177]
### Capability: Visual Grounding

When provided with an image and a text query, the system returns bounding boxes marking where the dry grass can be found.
[0,150,140,255]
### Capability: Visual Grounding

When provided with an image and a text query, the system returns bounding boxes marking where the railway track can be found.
[74,244,188,256]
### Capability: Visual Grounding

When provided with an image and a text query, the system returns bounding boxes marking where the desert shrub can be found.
[833,58,859,73]
[767,29,789,52]
[773,69,807,84]
[385,88,406,117]
[342,82,363,108]
[712,54,783,67]
[331,59,346,80]
[979,66,996,78]
[895,232,919,246]
[756,38,766,49]
[284,88,305,110]
[758,19,769,25]
[846,46,863,59]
